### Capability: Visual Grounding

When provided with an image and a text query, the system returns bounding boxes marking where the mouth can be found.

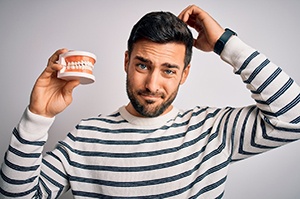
[142,96,159,104]
[138,91,164,103]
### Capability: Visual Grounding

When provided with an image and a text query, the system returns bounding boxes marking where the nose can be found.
[145,71,161,93]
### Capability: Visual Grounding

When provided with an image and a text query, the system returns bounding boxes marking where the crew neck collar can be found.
[119,106,179,127]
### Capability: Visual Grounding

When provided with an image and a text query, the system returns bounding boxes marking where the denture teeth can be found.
[66,61,94,70]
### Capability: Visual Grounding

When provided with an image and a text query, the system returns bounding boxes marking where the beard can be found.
[126,76,179,118]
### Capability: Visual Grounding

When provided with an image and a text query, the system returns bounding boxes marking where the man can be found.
[1,4,300,198]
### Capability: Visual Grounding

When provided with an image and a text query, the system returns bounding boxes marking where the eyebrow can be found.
[135,56,151,64]
[134,55,180,70]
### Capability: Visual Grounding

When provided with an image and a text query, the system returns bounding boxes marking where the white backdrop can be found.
[0,0,299,198]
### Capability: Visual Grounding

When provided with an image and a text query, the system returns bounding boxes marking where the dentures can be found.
[62,56,95,74]
[57,51,97,84]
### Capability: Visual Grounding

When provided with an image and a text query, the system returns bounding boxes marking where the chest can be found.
[67,126,230,198]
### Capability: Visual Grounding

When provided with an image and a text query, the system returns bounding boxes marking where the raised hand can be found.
[178,5,225,52]
[29,49,80,118]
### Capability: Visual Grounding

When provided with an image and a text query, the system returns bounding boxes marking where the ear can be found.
[124,51,129,73]
[180,64,190,85]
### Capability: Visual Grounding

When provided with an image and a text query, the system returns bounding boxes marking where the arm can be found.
[0,49,79,198]
[179,5,300,159]
[221,36,300,160]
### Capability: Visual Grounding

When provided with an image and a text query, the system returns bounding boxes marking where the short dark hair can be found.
[127,11,193,68]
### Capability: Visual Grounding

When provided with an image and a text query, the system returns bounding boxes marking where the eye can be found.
[137,63,148,70]
[164,69,175,75]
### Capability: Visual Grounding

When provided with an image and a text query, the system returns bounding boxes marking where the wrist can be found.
[29,103,56,118]
[17,107,55,141]
[214,28,237,55]
[220,36,256,71]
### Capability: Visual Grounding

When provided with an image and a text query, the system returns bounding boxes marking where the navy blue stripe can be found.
[56,147,70,165]
[42,159,68,180]
[229,108,243,161]
[4,152,40,171]
[67,131,186,145]
[69,109,218,145]
[176,106,209,119]
[62,111,222,159]
[261,118,299,141]
[190,176,227,199]
[68,151,228,188]
[41,171,64,198]
[72,190,111,198]
[33,187,43,198]
[181,107,198,117]
[215,192,225,199]
[60,129,212,169]
[82,111,121,121]
[276,93,300,116]
[0,184,38,197]
[250,110,277,149]
[60,122,214,159]
[13,128,46,146]
[65,108,230,197]
[68,109,232,193]
[0,169,37,185]
[82,117,127,124]
[46,151,62,163]
[235,51,260,75]
[184,106,211,117]
[83,107,209,124]
[263,116,300,133]
[244,59,270,84]
[255,78,293,105]
[75,136,207,172]
[8,145,40,158]
[39,175,52,199]
[108,112,121,117]
[76,107,217,135]
[262,93,300,117]
[291,115,300,124]
[56,109,230,173]
[238,106,260,155]
[205,107,232,156]
[72,160,229,198]
[230,158,243,162]
[251,67,282,94]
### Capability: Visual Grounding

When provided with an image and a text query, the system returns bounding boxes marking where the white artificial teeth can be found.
[66,61,93,70]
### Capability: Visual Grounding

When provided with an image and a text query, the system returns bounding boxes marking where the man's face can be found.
[124,40,190,117]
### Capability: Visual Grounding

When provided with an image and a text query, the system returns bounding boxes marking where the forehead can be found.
[130,40,186,67]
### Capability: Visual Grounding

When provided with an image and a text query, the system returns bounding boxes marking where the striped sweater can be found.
[1,37,300,198]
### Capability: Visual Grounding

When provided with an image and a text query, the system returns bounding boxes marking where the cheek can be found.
[127,71,145,88]
[163,80,180,94]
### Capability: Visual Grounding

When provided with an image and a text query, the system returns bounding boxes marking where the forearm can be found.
[0,108,53,197]
[220,36,300,161]
[221,36,300,124]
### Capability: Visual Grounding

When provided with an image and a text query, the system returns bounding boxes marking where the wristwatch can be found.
[214,28,237,55]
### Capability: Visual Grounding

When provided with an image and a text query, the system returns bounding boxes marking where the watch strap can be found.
[214,28,237,55]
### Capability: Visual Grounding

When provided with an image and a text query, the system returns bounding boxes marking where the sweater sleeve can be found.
[220,36,300,160]
[0,107,69,198]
